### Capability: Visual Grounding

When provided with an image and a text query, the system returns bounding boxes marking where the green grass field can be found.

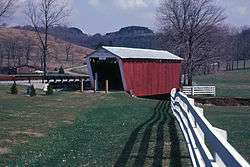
[195,69,250,162]
[194,69,250,98]
[0,86,191,166]
[204,106,250,162]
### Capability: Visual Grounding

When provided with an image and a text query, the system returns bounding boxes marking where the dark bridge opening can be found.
[90,58,124,91]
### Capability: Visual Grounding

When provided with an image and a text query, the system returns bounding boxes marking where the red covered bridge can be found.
[86,46,183,97]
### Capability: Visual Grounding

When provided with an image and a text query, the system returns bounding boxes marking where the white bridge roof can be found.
[102,46,183,60]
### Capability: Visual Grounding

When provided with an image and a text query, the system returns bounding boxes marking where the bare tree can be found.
[65,43,73,61]
[0,0,17,20]
[25,0,70,78]
[21,35,34,66]
[158,0,225,85]
[4,36,17,68]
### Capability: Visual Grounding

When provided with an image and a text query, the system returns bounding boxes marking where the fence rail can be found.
[182,86,216,96]
[171,88,250,167]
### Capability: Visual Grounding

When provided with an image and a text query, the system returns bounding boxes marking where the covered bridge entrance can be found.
[90,57,123,90]
[86,46,183,97]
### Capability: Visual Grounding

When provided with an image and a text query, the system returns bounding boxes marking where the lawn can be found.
[194,69,250,98]
[0,85,191,166]
[204,106,250,162]
[195,69,250,162]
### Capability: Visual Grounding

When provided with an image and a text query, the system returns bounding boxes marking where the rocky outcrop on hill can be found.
[84,26,159,49]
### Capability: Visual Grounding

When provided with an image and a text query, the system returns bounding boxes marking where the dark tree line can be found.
[231,28,250,70]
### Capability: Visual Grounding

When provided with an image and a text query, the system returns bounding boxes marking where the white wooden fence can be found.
[182,86,216,96]
[171,88,250,167]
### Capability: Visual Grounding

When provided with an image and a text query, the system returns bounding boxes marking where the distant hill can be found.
[14,25,160,49]
[14,25,90,47]
[0,27,94,73]
[84,26,159,49]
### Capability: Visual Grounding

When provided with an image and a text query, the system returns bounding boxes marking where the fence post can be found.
[80,79,84,93]
[192,86,195,96]
[94,73,98,93]
[214,87,216,97]
[214,127,228,167]
[188,98,198,128]
[196,107,205,142]
[105,80,109,94]
[94,79,96,93]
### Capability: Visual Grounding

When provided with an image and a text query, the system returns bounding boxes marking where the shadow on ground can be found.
[114,101,191,167]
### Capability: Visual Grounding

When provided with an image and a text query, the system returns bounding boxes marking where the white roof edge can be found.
[102,46,183,61]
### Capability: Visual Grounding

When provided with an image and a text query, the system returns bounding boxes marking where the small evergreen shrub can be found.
[10,82,18,94]
[46,84,53,95]
[29,85,36,97]
[59,66,65,74]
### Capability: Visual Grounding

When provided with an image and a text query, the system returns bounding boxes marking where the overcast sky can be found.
[10,0,250,35]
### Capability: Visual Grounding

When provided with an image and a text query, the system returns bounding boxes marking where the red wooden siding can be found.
[123,60,181,96]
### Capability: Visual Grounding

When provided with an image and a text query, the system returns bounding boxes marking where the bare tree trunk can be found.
[0,54,3,68]
[43,29,48,79]
[40,54,43,70]
[0,45,3,68]
[25,47,31,65]
[188,73,193,86]
[65,43,72,61]
[183,74,185,85]
[187,39,193,86]
[187,59,193,86]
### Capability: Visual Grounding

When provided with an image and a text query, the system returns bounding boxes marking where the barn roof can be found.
[102,46,183,60]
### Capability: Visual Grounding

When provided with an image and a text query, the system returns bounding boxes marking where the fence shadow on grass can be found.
[152,101,168,167]
[167,108,182,167]
[132,102,164,167]
[114,101,162,167]
[115,101,183,167]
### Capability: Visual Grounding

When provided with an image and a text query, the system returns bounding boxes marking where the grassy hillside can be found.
[194,69,250,98]
[0,86,191,166]
[0,28,94,71]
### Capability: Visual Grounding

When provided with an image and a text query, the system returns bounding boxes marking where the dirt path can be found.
[65,65,89,76]
[195,97,250,106]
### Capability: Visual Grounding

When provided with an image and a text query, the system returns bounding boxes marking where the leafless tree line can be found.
[0,33,34,70]
[0,0,72,74]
